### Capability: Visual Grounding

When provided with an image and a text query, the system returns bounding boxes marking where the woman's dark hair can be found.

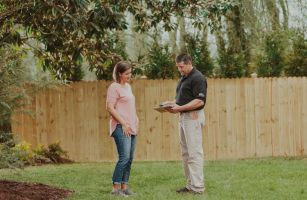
[112,61,131,82]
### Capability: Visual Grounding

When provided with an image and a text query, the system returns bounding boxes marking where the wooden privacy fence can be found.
[11,77,307,162]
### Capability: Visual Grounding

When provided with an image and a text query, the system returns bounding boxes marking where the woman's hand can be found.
[122,123,132,136]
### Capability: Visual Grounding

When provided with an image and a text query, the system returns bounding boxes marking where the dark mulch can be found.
[0,180,73,200]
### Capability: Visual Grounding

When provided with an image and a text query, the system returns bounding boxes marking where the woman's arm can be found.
[106,102,132,136]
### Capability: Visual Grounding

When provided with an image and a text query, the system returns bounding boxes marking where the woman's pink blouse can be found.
[106,82,138,135]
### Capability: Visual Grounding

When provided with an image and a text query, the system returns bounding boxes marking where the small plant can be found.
[33,142,70,164]
[0,132,15,148]
[13,141,33,164]
[0,140,71,169]
[32,144,52,164]
[45,142,68,163]
[0,143,24,169]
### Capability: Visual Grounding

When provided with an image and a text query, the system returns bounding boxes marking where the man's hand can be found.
[166,104,183,113]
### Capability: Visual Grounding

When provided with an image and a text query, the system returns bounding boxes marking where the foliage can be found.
[0,0,235,81]
[0,46,30,133]
[0,44,59,134]
[284,32,307,76]
[1,140,45,168]
[0,44,64,169]
[45,142,68,163]
[183,34,215,77]
[0,143,25,169]
[13,141,33,164]
[95,32,128,80]
[217,48,246,78]
[0,140,70,169]
[213,10,247,78]
[143,42,176,79]
[255,31,287,77]
[32,144,52,164]
[33,142,69,164]
[0,132,15,148]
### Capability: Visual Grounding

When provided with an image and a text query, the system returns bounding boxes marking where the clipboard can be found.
[153,103,174,113]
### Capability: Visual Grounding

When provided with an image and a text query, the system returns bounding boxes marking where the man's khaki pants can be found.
[179,110,205,193]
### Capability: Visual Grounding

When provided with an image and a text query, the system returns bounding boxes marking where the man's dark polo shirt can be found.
[175,68,207,111]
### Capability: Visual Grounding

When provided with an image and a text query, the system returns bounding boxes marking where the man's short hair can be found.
[176,53,192,64]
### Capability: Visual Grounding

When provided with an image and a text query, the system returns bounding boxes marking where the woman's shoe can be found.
[122,189,136,196]
[111,189,128,197]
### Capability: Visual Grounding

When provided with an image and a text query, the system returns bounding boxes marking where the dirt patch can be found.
[0,180,73,200]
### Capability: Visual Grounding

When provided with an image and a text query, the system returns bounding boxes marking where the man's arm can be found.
[168,99,204,113]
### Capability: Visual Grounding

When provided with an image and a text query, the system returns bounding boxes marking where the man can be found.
[164,53,207,194]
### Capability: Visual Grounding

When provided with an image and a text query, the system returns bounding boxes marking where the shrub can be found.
[45,142,68,163]
[0,132,15,148]
[33,142,69,164]
[144,42,176,79]
[32,144,52,164]
[183,34,215,77]
[95,32,128,80]
[0,143,24,169]
[0,46,29,134]
[217,49,246,78]
[0,140,71,169]
[255,31,287,77]
[284,32,307,76]
[13,141,33,164]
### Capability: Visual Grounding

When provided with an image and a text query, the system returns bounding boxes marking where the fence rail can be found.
[11,77,307,162]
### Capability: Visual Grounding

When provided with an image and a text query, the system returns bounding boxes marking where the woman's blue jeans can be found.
[112,124,136,185]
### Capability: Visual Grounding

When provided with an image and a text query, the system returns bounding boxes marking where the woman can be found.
[106,61,138,196]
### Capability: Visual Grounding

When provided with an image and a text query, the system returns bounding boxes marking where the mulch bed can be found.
[0,180,73,200]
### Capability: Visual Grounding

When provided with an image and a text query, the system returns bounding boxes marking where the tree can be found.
[220,4,247,78]
[144,41,176,79]
[0,44,59,133]
[264,0,281,31]
[285,32,307,76]
[0,0,235,81]
[256,31,286,77]
[0,46,27,133]
[184,33,214,77]
[214,5,246,78]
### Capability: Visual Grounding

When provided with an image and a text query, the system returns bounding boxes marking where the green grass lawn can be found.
[1,157,307,200]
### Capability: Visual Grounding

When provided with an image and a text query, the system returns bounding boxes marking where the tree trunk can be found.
[226,6,246,53]
[169,17,178,53]
[178,16,186,52]
[265,0,281,31]
[279,0,289,30]
[0,123,12,133]
[127,14,148,61]
[214,17,226,55]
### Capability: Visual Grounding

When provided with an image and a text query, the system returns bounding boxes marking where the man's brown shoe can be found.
[176,187,204,194]
[176,187,191,193]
